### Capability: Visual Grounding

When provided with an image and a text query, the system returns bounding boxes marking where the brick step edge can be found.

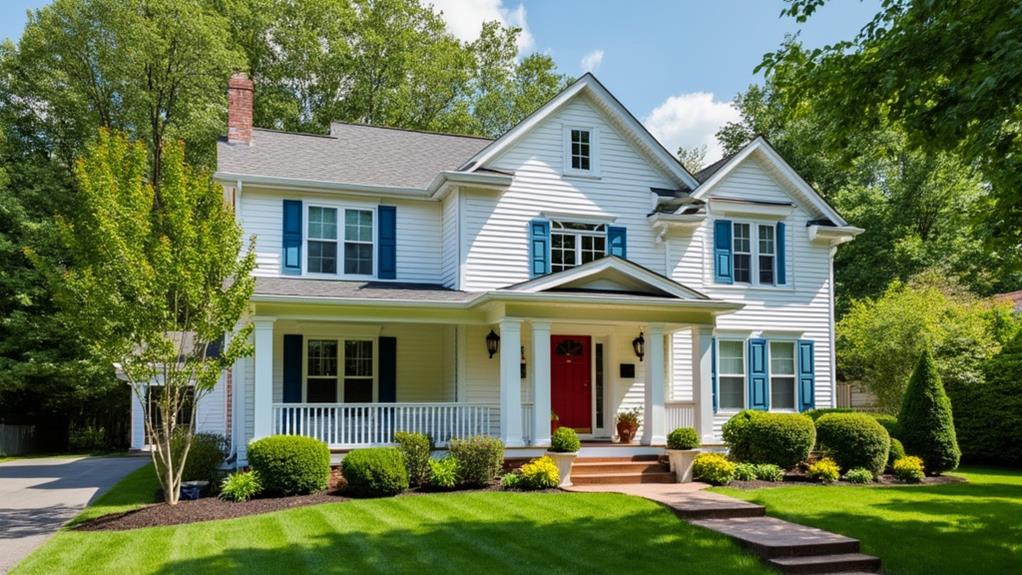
[768,553,881,574]
[572,462,666,474]
[574,455,660,463]
[571,472,676,485]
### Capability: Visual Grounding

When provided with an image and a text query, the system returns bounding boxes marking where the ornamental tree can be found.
[30,130,255,504]
[898,347,960,475]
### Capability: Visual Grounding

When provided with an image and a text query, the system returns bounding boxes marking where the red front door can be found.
[551,335,592,433]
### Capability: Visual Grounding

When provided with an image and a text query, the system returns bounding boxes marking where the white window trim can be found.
[302,336,378,404]
[716,338,747,413]
[563,125,600,177]
[303,203,377,280]
[768,339,798,412]
[723,219,786,288]
[550,220,608,273]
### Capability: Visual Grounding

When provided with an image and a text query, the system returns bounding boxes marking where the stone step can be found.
[570,471,676,485]
[572,461,665,474]
[663,492,766,520]
[690,517,860,558]
[768,553,881,574]
[574,455,660,463]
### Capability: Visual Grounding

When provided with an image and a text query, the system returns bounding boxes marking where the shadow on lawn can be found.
[147,502,765,575]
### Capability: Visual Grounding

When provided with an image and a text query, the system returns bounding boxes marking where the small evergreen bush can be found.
[843,467,874,484]
[448,435,504,486]
[807,458,840,483]
[722,410,763,461]
[519,456,559,489]
[219,471,262,502]
[816,413,891,476]
[248,435,330,495]
[803,408,855,421]
[733,462,758,481]
[888,438,906,471]
[427,456,459,489]
[692,453,736,486]
[667,427,699,450]
[341,447,409,497]
[893,456,925,483]
[872,414,900,439]
[549,427,581,452]
[898,348,961,474]
[754,463,784,482]
[182,432,229,485]
[394,431,432,486]
[745,413,816,469]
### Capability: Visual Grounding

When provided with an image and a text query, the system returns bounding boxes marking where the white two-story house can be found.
[149,73,860,462]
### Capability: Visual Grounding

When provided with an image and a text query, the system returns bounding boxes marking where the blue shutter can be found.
[711,336,718,413]
[377,205,397,279]
[378,336,397,403]
[748,338,769,410]
[797,339,815,411]
[282,334,303,403]
[713,219,733,284]
[282,200,302,275]
[607,226,627,259]
[529,218,550,277]
[776,222,786,285]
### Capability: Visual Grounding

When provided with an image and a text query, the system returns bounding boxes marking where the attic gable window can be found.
[564,126,598,176]
[570,129,591,170]
[551,221,606,273]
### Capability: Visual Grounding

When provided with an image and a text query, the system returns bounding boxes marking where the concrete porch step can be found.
[768,553,881,574]
[690,517,861,558]
[571,471,676,485]
[573,455,660,463]
[572,461,665,474]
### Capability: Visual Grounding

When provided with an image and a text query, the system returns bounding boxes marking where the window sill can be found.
[562,172,602,181]
[710,282,795,292]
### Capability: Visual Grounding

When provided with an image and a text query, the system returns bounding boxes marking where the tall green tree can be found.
[29,131,255,503]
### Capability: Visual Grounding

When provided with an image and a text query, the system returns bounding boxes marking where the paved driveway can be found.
[0,455,149,573]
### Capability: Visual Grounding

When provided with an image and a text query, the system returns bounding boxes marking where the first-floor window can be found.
[307,339,339,402]
[344,340,374,402]
[769,341,796,409]
[718,340,745,410]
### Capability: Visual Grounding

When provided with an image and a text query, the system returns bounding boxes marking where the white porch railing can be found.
[521,402,534,444]
[666,401,696,431]
[272,403,499,448]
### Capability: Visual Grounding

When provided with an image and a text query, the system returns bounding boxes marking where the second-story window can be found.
[344,209,373,275]
[759,226,775,284]
[570,129,591,171]
[733,223,752,283]
[308,207,338,274]
[551,221,607,272]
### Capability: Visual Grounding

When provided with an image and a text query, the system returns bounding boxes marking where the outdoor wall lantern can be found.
[486,329,500,358]
[632,331,645,361]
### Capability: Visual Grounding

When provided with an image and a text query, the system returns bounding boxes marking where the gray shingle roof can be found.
[253,277,476,302]
[694,154,733,183]
[217,123,491,190]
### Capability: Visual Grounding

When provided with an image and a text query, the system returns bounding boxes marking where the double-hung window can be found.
[344,209,373,275]
[570,129,591,171]
[307,339,339,403]
[733,223,752,283]
[759,226,775,284]
[551,221,607,272]
[729,221,781,286]
[306,338,375,403]
[717,340,745,411]
[306,206,374,276]
[307,207,338,274]
[769,341,796,409]
[343,340,374,403]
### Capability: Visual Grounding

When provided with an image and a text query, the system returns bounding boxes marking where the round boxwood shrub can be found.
[248,435,330,496]
[549,427,581,453]
[667,427,699,450]
[341,447,409,497]
[744,413,816,469]
[872,414,900,439]
[899,348,960,474]
[692,453,736,486]
[888,437,906,471]
[803,408,855,421]
[816,413,890,476]
[722,410,764,462]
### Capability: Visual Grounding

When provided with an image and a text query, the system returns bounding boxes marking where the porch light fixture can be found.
[632,332,645,361]
[486,329,500,358]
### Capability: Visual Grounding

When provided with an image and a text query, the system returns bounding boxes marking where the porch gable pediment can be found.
[502,256,707,300]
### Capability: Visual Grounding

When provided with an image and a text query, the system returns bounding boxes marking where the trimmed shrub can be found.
[427,456,458,489]
[448,435,504,486]
[733,462,758,481]
[893,456,925,483]
[394,432,432,487]
[183,432,229,485]
[888,438,906,471]
[844,467,874,484]
[807,458,840,483]
[755,464,784,482]
[898,348,961,474]
[248,435,330,495]
[816,413,890,476]
[219,471,262,502]
[519,456,559,489]
[803,408,855,421]
[872,414,900,439]
[722,410,764,461]
[549,427,581,453]
[692,453,736,486]
[667,427,699,450]
[500,472,522,490]
[69,425,108,451]
[745,413,816,469]
[342,447,409,497]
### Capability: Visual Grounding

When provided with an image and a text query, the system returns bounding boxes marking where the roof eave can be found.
[214,172,431,199]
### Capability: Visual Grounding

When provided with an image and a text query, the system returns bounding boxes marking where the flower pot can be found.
[616,421,638,444]
[666,449,700,482]
[547,451,578,487]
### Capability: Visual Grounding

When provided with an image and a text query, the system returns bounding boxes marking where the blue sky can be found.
[1,0,878,162]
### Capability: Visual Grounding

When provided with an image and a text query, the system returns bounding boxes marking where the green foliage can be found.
[393,431,432,487]
[888,438,906,471]
[872,415,900,439]
[743,413,816,469]
[692,453,736,486]
[427,457,458,489]
[733,463,758,482]
[499,472,522,490]
[448,435,504,487]
[667,427,699,450]
[341,447,409,497]
[754,464,784,482]
[180,432,228,485]
[518,455,559,490]
[722,410,763,462]
[549,426,581,453]
[843,467,874,484]
[803,408,855,421]
[898,349,961,474]
[68,426,109,452]
[893,456,925,483]
[807,458,840,484]
[248,435,330,496]
[219,471,262,502]
[815,413,890,476]
[616,408,641,426]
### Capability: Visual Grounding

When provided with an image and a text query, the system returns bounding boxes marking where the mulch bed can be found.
[726,472,967,490]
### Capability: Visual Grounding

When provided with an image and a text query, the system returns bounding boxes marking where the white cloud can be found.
[643,92,740,165]
[580,50,604,73]
[428,0,534,53]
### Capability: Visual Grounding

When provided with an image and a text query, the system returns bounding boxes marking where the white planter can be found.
[547,451,579,487]
[666,449,700,483]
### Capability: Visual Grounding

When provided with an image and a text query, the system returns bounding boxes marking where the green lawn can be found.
[713,466,1022,575]
[15,474,768,575]
[68,463,161,527]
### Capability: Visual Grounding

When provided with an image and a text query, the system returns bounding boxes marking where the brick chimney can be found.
[227,72,253,145]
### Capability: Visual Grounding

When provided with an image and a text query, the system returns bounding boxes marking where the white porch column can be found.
[130,388,146,450]
[252,317,276,441]
[642,324,667,445]
[693,325,715,444]
[498,319,524,447]
[530,321,552,447]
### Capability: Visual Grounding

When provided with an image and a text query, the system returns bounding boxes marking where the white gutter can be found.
[213,172,431,199]
[428,170,513,200]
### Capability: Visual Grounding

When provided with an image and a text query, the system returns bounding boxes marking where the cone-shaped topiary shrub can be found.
[898,348,960,474]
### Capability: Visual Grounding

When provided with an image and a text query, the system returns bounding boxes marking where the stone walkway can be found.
[567,482,881,574]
